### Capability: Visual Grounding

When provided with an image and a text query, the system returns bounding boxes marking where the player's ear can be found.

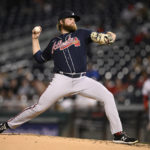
[59,19,63,25]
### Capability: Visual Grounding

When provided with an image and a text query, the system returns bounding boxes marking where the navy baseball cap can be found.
[58,10,80,22]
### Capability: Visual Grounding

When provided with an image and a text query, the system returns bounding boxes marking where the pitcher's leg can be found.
[78,77,122,134]
[8,74,72,129]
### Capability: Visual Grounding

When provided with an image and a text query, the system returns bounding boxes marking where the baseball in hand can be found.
[33,26,41,33]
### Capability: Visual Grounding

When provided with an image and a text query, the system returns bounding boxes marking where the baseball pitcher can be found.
[0,10,138,144]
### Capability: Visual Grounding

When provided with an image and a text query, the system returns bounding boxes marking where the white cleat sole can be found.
[113,140,138,145]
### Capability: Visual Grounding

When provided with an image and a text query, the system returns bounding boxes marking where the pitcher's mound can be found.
[0,134,149,150]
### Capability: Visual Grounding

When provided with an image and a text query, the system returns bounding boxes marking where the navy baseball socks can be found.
[0,122,10,133]
[113,132,138,144]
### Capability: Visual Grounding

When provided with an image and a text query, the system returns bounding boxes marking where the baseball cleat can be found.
[0,122,10,133]
[113,132,138,144]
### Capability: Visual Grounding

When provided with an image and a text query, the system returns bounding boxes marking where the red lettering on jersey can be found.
[52,35,80,53]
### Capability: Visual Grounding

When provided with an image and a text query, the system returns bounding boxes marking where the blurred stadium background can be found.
[0,0,150,143]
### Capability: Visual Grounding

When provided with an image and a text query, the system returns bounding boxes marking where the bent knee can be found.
[108,91,114,100]
[103,90,115,103]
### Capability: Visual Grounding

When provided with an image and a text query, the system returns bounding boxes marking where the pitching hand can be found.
[32,26,42,39]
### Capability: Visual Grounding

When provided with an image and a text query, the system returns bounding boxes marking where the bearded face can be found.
[61,18,77,32]
[62,23,77,32]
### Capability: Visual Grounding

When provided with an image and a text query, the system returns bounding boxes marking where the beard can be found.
[62,23,77,32]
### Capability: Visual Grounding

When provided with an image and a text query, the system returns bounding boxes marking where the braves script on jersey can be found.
[52,35,80,51]
[34,29,92,73]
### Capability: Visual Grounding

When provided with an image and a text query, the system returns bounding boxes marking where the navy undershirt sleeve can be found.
[33,50,46,64]
[33,39,54,64]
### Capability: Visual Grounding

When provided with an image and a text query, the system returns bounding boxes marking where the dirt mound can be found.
[0,134,149,150]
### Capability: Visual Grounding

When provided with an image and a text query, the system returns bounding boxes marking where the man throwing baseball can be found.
[0,10,138,144]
